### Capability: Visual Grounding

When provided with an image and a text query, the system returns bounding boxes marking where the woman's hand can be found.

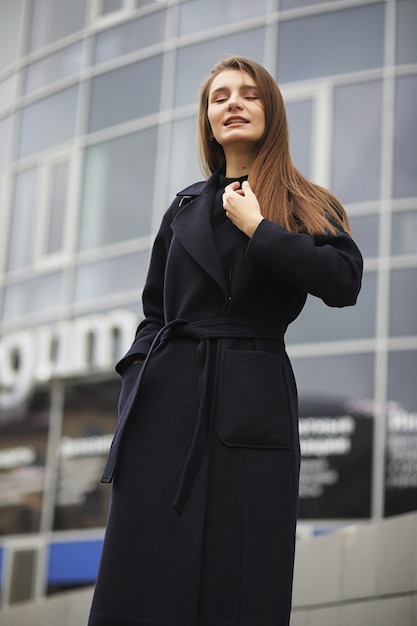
[222,180,264,238]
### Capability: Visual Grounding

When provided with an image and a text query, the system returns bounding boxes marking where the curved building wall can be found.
[0,0,416,605]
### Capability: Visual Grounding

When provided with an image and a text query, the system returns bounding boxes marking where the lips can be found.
[224,116,248,126]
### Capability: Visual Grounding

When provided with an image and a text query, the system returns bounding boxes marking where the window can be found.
[2,272,63,320]
[0,115,13,170]
[53,379,120,532]
[390,268,417,337]
[79,128,157,250]
[93,11,166,65]
[7,168,38,271]
[385,349,417,517]
[174,28,266,108]
[101,0,123,14]
[0,391,50,534]
[396,0,417,65]
[392,210,417,256]
[286,271,377,345]
[277,4,385,82]
[387,351,417,417]
[43,160,70,256]
[291,353,375,402]
[285,99,313,179]
[280,0,346,8]
[19,86,78,158]
[74,252,149,304]
[24,43,83,95]
[0,179,4,273]
[136,0,159,8]
[394,75,417,199]
[350,215,379,259]
[28,0,86,53]
[6,157,72,271]
[332,81,382,204]
[0,74,17,113]
[178,0,267,36]
[0,0,24,72]
[168,117,201,203]
[88,55,162,132]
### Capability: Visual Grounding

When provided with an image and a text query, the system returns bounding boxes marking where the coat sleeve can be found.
[115,203,176,374]
[245,218,363,307]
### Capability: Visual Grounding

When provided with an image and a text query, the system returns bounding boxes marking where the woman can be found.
[88,56,363,626]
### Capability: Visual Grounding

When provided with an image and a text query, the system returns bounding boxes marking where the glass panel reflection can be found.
[332,81,382,204]
[101,0,123,14]
[0,391,50,536]
[293,353,375,519]
[396,0,417,65]
[45,160,69,255]
[19,86,78,158]
[0,74,16,112]
[281,0,345,7]
[292,352,374,401]
[392,210,417,256]
[53,379,119,531]
[74,251,150,303]
[394,75,417,198]
[24,43,82,94]
[79,128,157,249]
[277,4,384,82]
[390,268,417,337]
[3,273,63,321]
[174,28,265,108]
[178,0,267,36]
[89,55,162,132]
[385,350,417,516]
[0,0,24,72]
[28,0,86,53]
[286,99,313,179]
[286,271,376,345]
[94,11,166,64]
[0,115,12,170]
[168,117,201,203]
[349,214,379,259]
[7,168,38,271]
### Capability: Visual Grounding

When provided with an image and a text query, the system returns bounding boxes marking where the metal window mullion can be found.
[371,0,397,521]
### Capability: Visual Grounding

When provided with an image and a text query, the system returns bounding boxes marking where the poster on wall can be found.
[53,379,119,531]
[0,392,49,536]
[384,401,417,517]
[297,394,374,519]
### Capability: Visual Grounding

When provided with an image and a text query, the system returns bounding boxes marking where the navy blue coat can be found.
[89,171,363,626]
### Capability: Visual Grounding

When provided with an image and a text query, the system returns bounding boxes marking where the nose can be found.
[227,91,243,110]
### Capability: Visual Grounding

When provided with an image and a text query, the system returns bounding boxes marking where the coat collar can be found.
[171,171,229,296]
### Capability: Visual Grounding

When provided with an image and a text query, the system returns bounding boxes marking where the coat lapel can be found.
[171,173,229,296]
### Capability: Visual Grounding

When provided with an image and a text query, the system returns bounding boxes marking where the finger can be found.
[241,180,252,194]
[225,181,241,192]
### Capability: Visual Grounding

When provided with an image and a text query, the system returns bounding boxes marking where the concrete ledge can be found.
[291,510,417,625]
[0,587,93,626]
[1,512,417,625]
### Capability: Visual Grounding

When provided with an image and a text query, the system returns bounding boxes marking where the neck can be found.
[223,147,256,178]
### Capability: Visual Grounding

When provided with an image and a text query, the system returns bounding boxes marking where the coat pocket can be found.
[217,349,292,449]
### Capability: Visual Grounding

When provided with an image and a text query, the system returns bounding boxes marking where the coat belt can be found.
[101,318,286,515]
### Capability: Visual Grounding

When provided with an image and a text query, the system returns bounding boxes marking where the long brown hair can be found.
[198,56,351,236]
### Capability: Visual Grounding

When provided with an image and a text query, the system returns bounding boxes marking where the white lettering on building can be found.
[299,416,355,457]
[0,446,36,469]
[0,309,138,409]
[59,435,113,459]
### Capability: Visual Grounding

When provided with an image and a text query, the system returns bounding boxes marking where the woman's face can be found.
[207,69,265,154]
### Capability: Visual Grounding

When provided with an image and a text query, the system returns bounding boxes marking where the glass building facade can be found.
[0,0,416,605]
